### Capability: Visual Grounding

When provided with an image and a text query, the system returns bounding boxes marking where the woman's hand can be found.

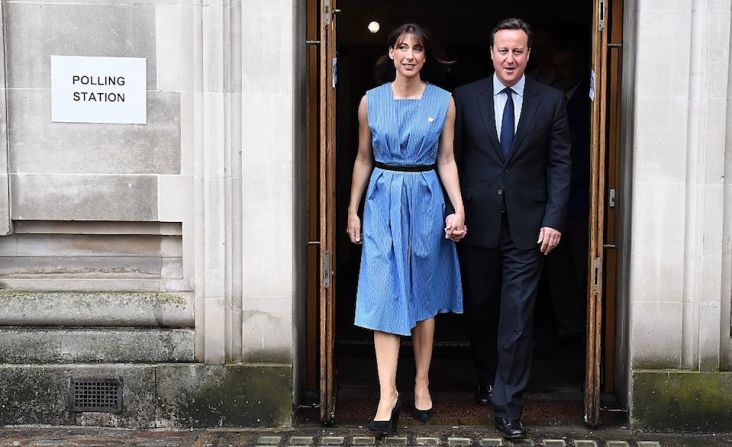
[347,212,362,244]
[444,212,467,242]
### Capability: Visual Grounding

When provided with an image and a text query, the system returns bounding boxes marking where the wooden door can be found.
[602,0,624,396]
[319,0,337,425]
[585,0,610,427]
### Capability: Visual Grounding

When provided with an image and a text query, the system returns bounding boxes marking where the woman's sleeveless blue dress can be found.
[354,83,463,336]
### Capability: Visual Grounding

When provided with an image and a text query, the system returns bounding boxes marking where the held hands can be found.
[347,212,362,244]
[537,226,561,255]
[349,211,467,244]
[445,212,467,242]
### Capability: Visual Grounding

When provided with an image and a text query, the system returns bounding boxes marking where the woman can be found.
[346,23,466,434]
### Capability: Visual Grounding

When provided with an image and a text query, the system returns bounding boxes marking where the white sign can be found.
[51,56,147,124]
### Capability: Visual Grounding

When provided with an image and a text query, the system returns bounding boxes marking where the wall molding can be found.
[681,0,731,372]
[192,1,243,364]
[0,2,12,236]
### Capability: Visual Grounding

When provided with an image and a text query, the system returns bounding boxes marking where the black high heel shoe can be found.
[414,387,433,422]
[368,393,401,435]
[413,405,433,422]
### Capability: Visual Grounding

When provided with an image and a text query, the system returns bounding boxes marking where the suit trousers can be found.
[460,214,544,419]
[544,216,588,337]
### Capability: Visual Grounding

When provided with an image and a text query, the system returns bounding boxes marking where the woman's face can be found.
[388,33,426,79]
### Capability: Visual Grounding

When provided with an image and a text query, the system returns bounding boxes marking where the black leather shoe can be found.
[494,416,526,439]
[369,393,401,435]
[475,383,493,406]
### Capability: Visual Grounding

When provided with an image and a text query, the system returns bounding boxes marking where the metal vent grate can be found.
[70,378,123,412]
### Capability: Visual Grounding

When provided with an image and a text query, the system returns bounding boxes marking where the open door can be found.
[319,0,338,425]
[585,0,610,427]
[311,0,618,426]
[602,0,624,396]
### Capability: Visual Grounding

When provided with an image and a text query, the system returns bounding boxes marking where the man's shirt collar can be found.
[493,73,525,97]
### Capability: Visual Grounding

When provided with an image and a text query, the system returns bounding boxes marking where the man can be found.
[453,18,571,439]
[526,28,557,85]
[540,42,591,352]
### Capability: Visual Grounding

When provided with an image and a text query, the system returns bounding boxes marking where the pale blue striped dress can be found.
[354,83,463,336]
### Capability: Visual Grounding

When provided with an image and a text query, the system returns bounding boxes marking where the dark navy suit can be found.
[454,75,571,419]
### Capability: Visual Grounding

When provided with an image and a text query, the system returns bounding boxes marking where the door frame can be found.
[306,0,624,427]
[318,0,338,425]
[585,0,623,426]
[584,0,609,427]
[602,0,624,396]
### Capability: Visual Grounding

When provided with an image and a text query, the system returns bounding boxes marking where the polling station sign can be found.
[51,56,147,124]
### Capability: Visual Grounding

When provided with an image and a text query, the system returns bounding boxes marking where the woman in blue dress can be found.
[346,23,466,434]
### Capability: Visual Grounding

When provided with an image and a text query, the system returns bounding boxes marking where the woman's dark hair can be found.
[490,18,533,49]
[374,23,453,84]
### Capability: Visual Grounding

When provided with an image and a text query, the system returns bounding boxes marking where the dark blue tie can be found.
[500,87,514,159]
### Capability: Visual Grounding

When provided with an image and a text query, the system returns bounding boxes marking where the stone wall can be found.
[0,0,301,427]
[0,3,10,236]
[628,0,732,429]
[2,0,192,291]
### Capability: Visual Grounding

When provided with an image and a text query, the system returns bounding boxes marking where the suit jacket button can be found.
[497,188,503,195]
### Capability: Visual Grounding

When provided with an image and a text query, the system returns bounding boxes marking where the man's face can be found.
[490,29,531,87]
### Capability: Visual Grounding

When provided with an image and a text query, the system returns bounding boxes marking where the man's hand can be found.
[537,226,561,255]
[445,213,467,242]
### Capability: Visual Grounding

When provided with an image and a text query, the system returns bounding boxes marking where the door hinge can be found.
[608,188,616,208]
[598,0,606,32]
[592,256,601,294]
[324,0,332,26]
[322,249,331,289]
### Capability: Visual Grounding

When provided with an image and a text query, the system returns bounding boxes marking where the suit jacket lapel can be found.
[508,79,540,163]
[476,79,503,161]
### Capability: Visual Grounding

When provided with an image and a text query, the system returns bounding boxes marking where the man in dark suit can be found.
[453,18,571,439]
[541,42,591,351]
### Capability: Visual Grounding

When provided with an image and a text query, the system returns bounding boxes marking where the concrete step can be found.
[0,327,195,363]
[0,291,193,327]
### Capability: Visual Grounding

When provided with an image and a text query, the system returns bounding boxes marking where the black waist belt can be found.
[374,161,436,172]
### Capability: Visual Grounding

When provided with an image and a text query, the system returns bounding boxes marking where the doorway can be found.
[304,0,623,427]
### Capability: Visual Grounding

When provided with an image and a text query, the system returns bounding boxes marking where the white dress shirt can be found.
[493,74,525,142]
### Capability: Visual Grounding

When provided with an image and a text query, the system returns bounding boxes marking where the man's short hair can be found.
[490,18,533,49]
